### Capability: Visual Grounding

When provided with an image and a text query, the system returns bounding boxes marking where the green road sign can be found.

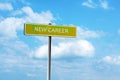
[24,24,76,37]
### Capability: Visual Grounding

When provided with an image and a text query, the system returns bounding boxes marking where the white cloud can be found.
[0,37,31,56]
[100,0,109,9]
[0,3,13,11]
[102,56,120,65]
[118,29,120,35]
[0,17,24,38]
[34,39,95,58]
[33,25,102,59]
[21,6,55,23]
[82,0,111,10]
[82,0,97,8]
[0,6,55,38]
[77,27,102,38]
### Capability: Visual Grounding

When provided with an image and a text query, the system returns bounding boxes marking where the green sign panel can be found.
[24,24,76,37]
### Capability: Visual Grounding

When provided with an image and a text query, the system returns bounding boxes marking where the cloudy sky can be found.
[0,0,120,80]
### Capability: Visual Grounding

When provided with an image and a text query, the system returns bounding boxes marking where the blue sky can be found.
[0,0,120,80]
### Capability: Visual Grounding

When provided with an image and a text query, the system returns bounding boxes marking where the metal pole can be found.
[47,36,51,80]
[47,23,52,80]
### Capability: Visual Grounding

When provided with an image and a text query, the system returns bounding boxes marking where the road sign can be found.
[24,24,76,37]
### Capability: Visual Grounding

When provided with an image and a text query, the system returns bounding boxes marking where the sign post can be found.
[48,36,51,80]
[24,23,76,80]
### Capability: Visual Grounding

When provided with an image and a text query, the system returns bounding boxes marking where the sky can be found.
[0,0,120,80]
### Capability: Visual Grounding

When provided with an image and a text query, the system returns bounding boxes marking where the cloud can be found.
[118,29,120,35]
[0,17,24,38]
[82,0,111,10]
[0,3,13,11]
[34,39,95,58]
[82,0,97,8]
[0,37,31,56]
[33,25,103,59]
[100,0,109,9]
[77,27,102,39]
[21,6,55,23]
[102,56,120,65]
[0,6,55,38]
[32,24,103,59]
